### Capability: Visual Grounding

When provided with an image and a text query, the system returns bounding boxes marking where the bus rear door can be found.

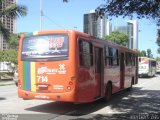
[120,53,125,89]
[94,47,103,98]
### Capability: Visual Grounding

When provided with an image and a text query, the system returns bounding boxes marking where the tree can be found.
[96,0,160,26]
[156,57,160,61]
[138,49,155,57]
[7,33,19,50]
[0,0,27,39]
[0,50,18,72]
[63,0,68,2]
[158,48,160,54]
[137,50,142,57]
[1,50,17,64]
[141,50,147,57]
[147,48,152,58]
[156,29,160,54]
[103,31,129,46]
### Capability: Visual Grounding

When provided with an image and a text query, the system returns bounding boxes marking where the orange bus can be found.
[18,30,138,103]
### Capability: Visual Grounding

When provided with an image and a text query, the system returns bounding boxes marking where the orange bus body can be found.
[18,30,138,103]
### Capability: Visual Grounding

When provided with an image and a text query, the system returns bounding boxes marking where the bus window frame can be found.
[131,54,136,66]
[78,38,93,68]
[126,52,136,66]
[150,60,156,67]
[125,52,131,66]
[105,46,119,66]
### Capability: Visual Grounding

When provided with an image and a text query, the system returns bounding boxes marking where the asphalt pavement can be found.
[0,74,160,120]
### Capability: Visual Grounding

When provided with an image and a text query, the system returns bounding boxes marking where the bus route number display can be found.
[49,37,64,50]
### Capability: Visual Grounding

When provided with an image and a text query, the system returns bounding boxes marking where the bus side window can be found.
[126,52,132,66]
[105,47,110,65]
[79,39,93,67]
[105,47,113,66]
[131,54,136,66]
[112,48,119,66]
[105,47,119,66]
[151,61,156,67]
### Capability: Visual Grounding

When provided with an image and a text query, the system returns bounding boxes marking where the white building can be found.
[84,10,112,39]
[114,20,138,50]
[97,15,112,38]
[127,20,138,50]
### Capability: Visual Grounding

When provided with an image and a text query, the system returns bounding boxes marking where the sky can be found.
[17,0,159,58]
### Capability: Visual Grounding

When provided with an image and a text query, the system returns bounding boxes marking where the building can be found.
[156,29,160,46]
[83,10,112,39]
[127,20,138,50]
[83,11,97,37]
[0,0,17,50]
[97,15,112,38]
[114,26,128,35]
[114,20,138,50]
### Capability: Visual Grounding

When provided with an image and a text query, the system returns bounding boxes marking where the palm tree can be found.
[63,0,68,2]
[0,0,27,39]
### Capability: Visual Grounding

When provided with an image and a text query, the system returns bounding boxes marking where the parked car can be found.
[13,70,18,86]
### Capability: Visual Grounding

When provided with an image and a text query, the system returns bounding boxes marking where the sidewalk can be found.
[0,79,15,86]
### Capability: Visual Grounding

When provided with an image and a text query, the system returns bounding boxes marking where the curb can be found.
[0,81,15,86]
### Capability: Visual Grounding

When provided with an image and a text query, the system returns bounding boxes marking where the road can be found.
[0,74,160,120]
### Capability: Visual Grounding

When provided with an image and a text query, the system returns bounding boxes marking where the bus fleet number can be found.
[37,76,48,83]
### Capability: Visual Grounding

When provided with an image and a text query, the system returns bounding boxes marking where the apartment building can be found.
[0,0,16,50]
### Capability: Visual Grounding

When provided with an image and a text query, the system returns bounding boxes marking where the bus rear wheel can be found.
[127,77,134,91]
[104,83,112,102]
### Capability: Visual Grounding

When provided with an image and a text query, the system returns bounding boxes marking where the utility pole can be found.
[40,0,43,30]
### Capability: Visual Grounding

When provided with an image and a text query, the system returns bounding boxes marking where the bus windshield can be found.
[22,34,68,60]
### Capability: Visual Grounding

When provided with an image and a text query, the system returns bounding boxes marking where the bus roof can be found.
[20,29,137,54]
[138,57,156,61]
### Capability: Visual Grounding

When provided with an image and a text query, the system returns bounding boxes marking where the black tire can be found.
[103,83,112,102]
[127,79,133,91]
[127,84,132,91]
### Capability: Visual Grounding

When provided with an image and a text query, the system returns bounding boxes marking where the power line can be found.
[40,0,66,30]
[43,14,66,29]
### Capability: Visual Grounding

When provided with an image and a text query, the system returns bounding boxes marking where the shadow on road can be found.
[156,72,160,74]
[139,76,157,79]
[25,85,160,120]
[138,73,160,79]
[25,102,78,115]
[0,97,6,100]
